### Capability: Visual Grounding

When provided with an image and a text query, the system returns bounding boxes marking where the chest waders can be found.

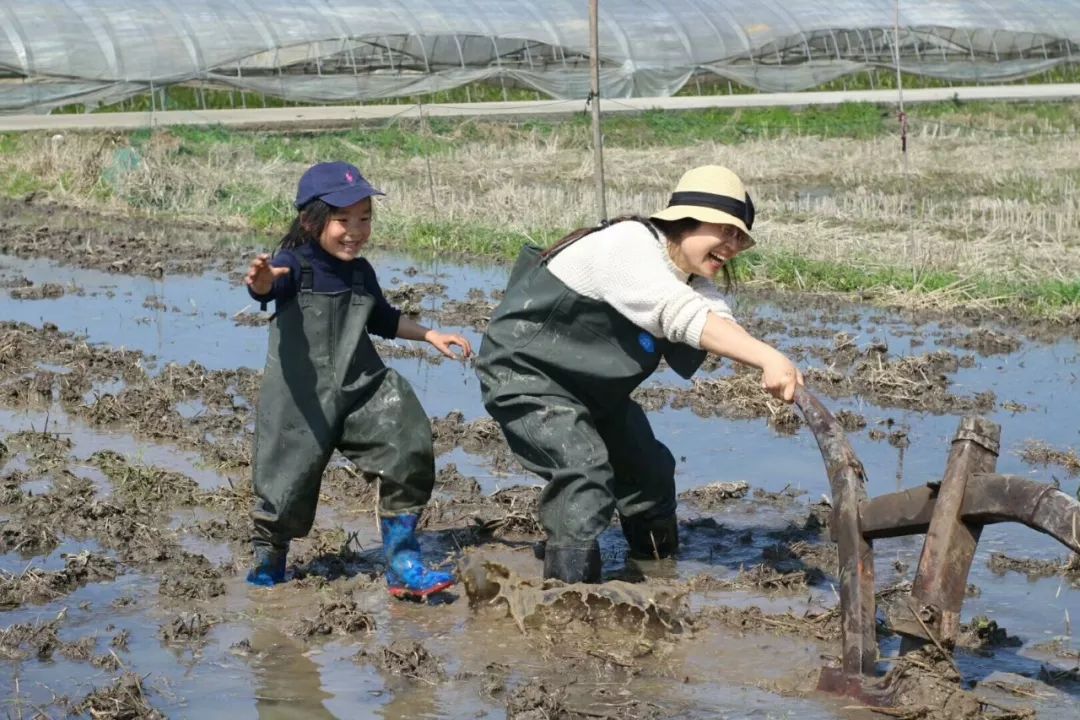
[248,256,452,597]
[475,244,705,583]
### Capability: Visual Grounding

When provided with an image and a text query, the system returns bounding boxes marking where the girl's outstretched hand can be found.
[425,330,473,360]
[245,253,290,295]
[761,355,804,403]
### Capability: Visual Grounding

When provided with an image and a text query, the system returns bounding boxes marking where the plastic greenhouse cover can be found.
[1,0,1078,112]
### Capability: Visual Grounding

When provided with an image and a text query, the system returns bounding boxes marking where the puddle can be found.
[1,245,1078,718]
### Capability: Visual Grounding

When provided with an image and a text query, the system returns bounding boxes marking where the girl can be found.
[475,165,802,583]
[244,161,471,598]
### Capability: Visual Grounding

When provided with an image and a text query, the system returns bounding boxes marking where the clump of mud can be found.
[158,552,225,600]
[942,328,1022,356]
[355,639,445,682]
[384,282,446,315]
[5,429,72,470]
[290,526,376,582]
[422,483,542,540]
[678,481,749,509]
[0,551,116,609]
[0,516,61,554]
[957,616,1023,653]
[460,553,686,635]
[437,292,495,331]
[807,345,994,415]
[701,604,841,642]
[68,672,166,720]
[988,552,1079,584]
[666,367,803,433]
[873,646,1034,719]
[9,281,66,300]
[431,411,514,467]
[0,612,64,661]
[296,590,376,637]
[1017,440,1080,476]
[160,612,219,644]
[91,450,200,507]
[505,679,568,720]
[435,463,482,498]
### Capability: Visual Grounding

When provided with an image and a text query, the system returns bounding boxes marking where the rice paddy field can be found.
[0,99,1078,719]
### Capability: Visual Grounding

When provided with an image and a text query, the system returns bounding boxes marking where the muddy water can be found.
[2,247,1078,718]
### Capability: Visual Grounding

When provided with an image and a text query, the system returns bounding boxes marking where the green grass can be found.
[734,250,1080,314]
[0,169,47,196]
[0,134,21,155]
[91,98,1076,169]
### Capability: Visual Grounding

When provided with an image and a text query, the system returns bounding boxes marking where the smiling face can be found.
[312,198,372,260]
[668,222,754,278]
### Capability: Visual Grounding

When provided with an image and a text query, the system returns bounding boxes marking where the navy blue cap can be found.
[295,161,384,209]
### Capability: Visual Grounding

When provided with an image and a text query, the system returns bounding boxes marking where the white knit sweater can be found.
[546,220,735,349]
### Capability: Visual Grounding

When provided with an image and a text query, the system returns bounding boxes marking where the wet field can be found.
[0,209,1078,719]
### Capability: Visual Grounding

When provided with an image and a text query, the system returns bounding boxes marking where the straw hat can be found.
[650,165,754,237]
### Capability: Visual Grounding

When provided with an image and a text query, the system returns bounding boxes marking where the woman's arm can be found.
[698,312,803,402]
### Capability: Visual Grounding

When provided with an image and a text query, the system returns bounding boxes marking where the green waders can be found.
[475,245,705,582]
[251,258,434,552]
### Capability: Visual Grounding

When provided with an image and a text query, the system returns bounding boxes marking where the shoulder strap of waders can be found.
[298,255,314,309]
[349,263,367,306]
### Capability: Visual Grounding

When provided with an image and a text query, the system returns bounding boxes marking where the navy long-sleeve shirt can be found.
[248,242,402,339]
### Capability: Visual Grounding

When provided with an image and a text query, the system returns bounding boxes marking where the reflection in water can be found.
[249,628,336,720]
[375,680,437,720]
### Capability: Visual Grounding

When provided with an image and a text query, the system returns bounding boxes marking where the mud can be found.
[0,198,245,277]
[1,232,1078,718]
[940,328,1023,356]
[160,612,219,644]
[988,553,1080,584]
[431,410,516,468]
[9,280,67,300]
[677,480,750,509]
[460,554,686,635]
[422,483,542,541]
[958,616,1024,653]
[68,672,167,720]
[435,292,496,331]
[159,552,226,600]
[356,639,445,682]
[873,647,1035,719]
[297,590,377,637]
[1018,441,1080,477]
[0,550,116,609]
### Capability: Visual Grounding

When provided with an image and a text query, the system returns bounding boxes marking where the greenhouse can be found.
[1,0,1079,113]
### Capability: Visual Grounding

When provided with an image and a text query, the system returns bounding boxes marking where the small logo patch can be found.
[345,171,355,183]
[638,331,656,353]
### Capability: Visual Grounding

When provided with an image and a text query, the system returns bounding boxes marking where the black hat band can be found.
[667,190,754,230]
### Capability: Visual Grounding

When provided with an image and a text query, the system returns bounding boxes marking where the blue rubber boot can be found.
[246,543,287,586]
[380,514,455,599]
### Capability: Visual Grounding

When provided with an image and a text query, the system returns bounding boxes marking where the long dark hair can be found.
[543,215,738,292]
[277,199,333,252]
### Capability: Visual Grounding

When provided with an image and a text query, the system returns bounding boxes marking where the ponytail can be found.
[277,199,332,252]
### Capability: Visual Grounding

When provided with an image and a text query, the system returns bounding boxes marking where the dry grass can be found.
[3,123,1079,288]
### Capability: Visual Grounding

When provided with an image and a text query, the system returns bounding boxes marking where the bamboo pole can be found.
[589,0,607,222]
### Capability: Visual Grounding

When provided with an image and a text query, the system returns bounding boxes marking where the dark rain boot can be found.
[543,542,602,584]
[380,514,455,599]
[246,543,288,586]
[620,514,678,560]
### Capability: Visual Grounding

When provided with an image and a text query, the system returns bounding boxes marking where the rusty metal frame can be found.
[793,389,1080,698]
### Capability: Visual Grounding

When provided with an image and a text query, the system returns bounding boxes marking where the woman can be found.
[474,165,802,583]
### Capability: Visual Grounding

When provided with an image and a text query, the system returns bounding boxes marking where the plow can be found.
[794,389,1080,702]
